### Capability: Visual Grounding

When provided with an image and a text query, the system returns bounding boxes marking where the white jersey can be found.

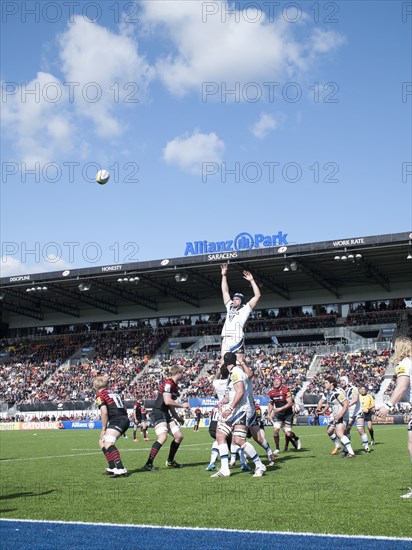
[213,378,229,403]
[245,375,259,425]
[227,366,249,412]
[221,301,252,340]
[344,384,362,418]
[395,357,412,403]
[321,387,349,422]
[212,377,230,422]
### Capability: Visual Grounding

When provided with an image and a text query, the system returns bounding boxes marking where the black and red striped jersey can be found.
[269,385,293,411]
[133,401,142,421]
[154,378,179,412]
[96,389,127,419]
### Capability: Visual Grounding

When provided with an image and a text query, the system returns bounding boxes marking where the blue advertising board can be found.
[61,420,102,430]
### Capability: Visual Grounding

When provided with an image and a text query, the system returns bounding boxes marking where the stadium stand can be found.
[0,301,409,413]
[301,350,390,409]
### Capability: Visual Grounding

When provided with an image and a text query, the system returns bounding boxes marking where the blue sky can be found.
[1,0,411,276]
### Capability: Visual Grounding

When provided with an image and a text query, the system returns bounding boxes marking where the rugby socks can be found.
[230,443,239,465]
[106,445,124,469]
[168,440,181,462]
[210,441,219,465]
[259,438,271,455]
[218,443,230,473]
[274,435,280,450]
[102,447,115,469]
[340,436,355,455]
[284,433,290,449]
[142,428,148,439]
[146,441,162,465]
[361,433,369,449]
[368,428,375,442]
[239,447,247,465]
[133,430,137,440]
[329,433,341,449]
[241,442,263,467]
[290,432,299,449]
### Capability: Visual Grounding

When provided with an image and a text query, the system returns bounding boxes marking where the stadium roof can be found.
[1,231,411,327]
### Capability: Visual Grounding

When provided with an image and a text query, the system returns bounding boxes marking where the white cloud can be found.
[251,113,279,139]
[141,1,346,97]
[1,72,74,165]
[2,18,153,164]
[58,16,154,137]
[0,257,27,277]
[163,131,225,174]
[310,28,346,54]
[0,256,72,277]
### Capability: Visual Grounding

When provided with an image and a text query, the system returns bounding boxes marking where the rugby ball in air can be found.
[96,169,110,185]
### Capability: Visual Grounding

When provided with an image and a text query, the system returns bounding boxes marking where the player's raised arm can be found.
[243,271,261,309]
[221,263,231,305]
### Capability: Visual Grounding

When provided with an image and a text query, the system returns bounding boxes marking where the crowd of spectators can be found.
[0,338,84,404]
[385,377,397,397]
[176,313,338,338]
[0,337,82,365]
[249,349,315,396]
[345,300,408,326]
[345,311,406,326]
[91,326,171,361]
[1,341,394,408]
[0,413,100,422]
[0,301,406,408]
[38,357,146,403]
[303,349,390,397]
[125,353,214,400]
[0,326,172,405]
[187,349,316,399]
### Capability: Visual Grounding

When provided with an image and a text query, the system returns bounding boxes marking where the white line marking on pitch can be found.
[0,427,401,463]
[0,443,211,463]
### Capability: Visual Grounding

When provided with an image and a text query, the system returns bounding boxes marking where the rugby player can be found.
[94,376,129,478]
[212,352,266,478]
[205,405,221,471]
[376,336,412,498]
[359,385,375,445]
[240,360,275,466]
[340,376,370,453]
[132,398,142,442]
[220,263,261,358]
[268,376,301,455]
[205,362,249,472]
[144,365,190,471]
[316,376,355,458]
[193,407,202,432]
[206,367,230,471]
[140,404,150,441]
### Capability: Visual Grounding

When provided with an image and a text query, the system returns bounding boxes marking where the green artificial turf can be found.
[0,425,411,537]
